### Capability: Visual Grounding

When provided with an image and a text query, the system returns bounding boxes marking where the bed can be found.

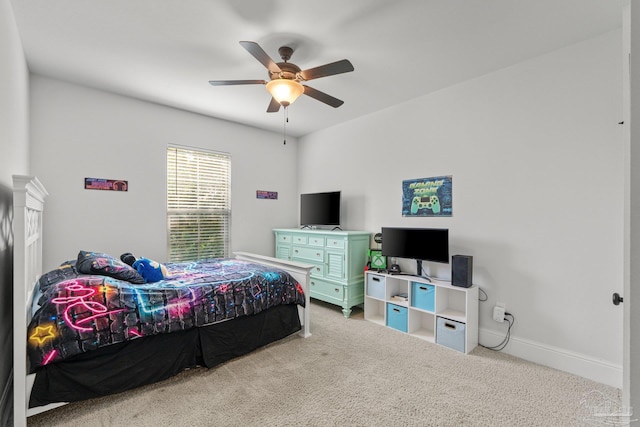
[12,175,313,426]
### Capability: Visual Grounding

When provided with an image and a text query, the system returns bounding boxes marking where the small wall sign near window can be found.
[256,190,278,200]
[85,178,128,192]
[402,175,452,217]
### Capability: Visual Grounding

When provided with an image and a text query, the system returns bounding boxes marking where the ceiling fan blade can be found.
[299,59,354,81]
[239,41,282,73]
[302,85,344,108]
[267,97,281,113]
[208,80,267,86]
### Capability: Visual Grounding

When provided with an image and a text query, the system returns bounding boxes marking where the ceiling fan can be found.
[209,41,354,112]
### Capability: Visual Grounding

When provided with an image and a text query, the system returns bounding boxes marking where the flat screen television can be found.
[381,227,449,276]
[300,191,341,228]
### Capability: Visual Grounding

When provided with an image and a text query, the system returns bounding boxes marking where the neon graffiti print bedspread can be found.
[27,258,305,369]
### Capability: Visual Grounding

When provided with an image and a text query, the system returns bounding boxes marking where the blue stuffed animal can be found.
[132,257,168,283]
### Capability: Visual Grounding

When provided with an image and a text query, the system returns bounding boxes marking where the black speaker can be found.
[451,255,473,288]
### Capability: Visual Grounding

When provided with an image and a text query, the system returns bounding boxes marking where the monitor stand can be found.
[416,259,432,282]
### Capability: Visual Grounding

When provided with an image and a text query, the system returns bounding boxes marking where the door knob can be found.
[612,292,624,305]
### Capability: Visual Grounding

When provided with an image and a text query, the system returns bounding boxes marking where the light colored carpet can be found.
[27,301,620,427]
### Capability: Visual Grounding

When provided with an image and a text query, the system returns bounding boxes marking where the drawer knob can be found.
[334,288,340,293]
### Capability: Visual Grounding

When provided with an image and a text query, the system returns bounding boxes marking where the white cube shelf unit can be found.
[364,271,479,354]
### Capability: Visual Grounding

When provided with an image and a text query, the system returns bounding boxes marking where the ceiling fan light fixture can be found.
[266,79,304,107]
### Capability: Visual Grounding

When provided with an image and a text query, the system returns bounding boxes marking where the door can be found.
[325,249,346,280]
[623,0,640,415]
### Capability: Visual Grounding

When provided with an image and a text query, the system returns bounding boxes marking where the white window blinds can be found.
[167,146,231,262]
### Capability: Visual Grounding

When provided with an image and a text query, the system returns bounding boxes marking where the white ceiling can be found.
[10,0,624,137]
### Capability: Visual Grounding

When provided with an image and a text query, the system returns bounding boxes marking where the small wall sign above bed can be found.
[256,190,278,200]
[85,177,128,191]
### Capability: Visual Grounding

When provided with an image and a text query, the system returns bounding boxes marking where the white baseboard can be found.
[479,328,622,389]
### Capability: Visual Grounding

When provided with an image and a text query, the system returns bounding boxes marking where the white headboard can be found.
[13,175,48,426]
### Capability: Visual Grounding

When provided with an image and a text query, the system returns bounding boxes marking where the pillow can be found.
[76,250,145,284]
[37,260,79,291]
[132,257,168,283]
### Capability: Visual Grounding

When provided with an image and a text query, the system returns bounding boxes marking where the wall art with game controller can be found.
[401,175,452,217]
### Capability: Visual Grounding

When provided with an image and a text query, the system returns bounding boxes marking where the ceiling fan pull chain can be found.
[283,107,288,145]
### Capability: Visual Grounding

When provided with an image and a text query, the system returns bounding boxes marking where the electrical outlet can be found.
[493,302,506,323]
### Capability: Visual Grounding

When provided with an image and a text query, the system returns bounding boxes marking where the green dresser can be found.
[274,229,370,318]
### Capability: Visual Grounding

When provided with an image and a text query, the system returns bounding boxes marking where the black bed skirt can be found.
[29,304,301,408]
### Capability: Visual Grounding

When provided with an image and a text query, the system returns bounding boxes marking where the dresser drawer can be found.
[309,278,344,303]
[325,238,346,249]
[308,262,325,278]
[308,236,325,247]
[292,235,308,245]
[277,234,293,244]
[291,246,324,262]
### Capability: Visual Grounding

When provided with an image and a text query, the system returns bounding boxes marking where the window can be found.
[167,146,231,262]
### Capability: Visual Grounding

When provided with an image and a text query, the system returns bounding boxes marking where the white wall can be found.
[298,30,624,387]
[0,0,30,423]
[29,77,299,271]
[0,0,29,185]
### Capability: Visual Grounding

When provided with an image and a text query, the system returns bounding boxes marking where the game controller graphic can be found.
[411,195,441,214]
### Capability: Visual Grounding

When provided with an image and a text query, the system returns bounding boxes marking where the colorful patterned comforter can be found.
[27,259,305,369]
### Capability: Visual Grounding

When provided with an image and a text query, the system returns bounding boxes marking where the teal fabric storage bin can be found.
[367,274,386,300]
[386,303,408,333]
[411,282,434,312]
[436,317,466,353]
